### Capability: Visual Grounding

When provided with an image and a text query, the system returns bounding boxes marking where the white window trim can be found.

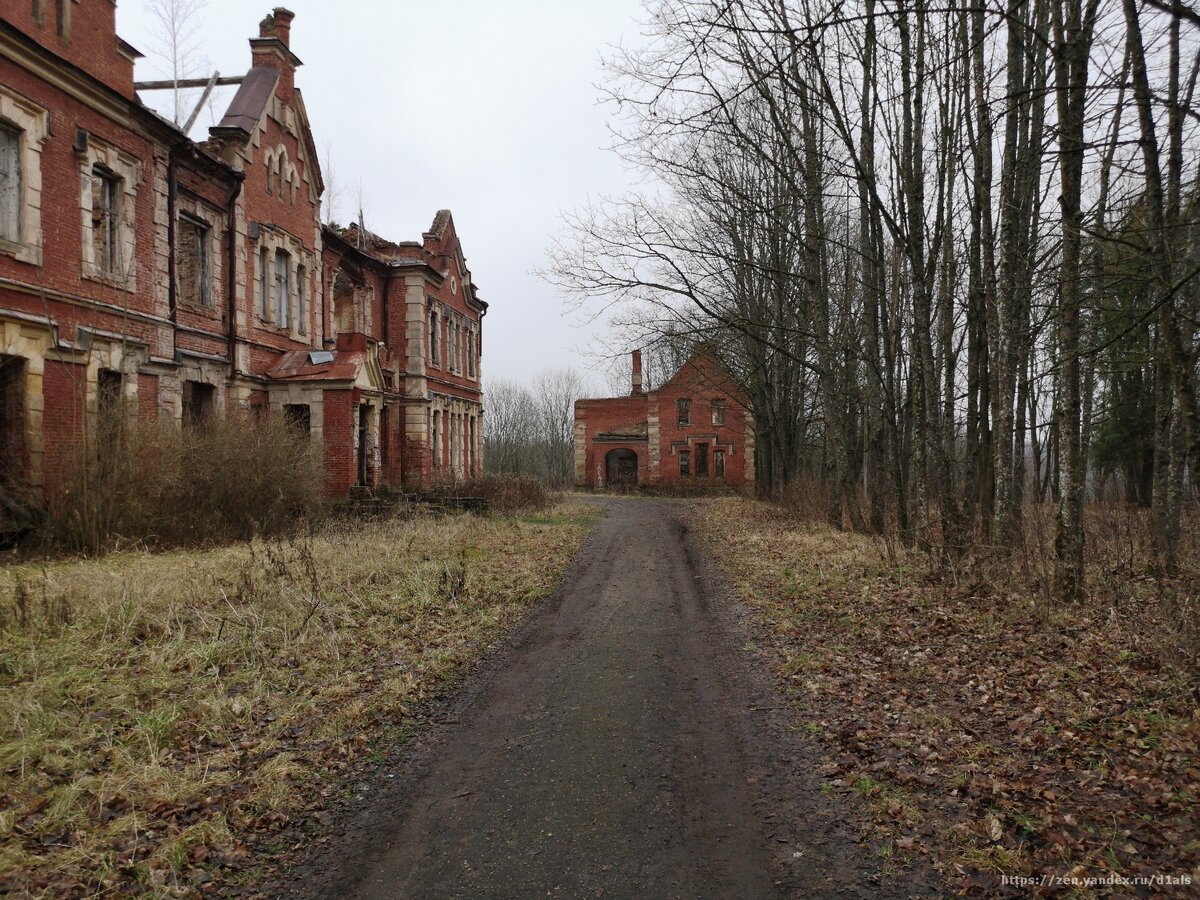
[0,87,49,266]
[254,227,314,342]
[79,136,140,290]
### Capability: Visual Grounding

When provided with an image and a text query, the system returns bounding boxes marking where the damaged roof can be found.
[265,348,366,382]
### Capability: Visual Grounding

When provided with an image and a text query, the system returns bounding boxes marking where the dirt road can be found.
[272,498,919,898]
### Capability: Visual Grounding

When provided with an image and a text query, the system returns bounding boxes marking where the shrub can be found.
[35,412,323,555]
[438,475,554,516]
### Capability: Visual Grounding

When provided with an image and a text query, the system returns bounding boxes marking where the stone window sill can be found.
[82,270,135,293]
[0,239,41,267]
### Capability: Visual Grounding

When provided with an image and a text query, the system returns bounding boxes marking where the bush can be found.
[435,475,554,516]
[35,412,323,555]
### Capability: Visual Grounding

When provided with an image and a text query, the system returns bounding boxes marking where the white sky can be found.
[116,0,647,388]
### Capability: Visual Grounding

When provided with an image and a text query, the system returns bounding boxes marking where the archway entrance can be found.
[605,448,638,486]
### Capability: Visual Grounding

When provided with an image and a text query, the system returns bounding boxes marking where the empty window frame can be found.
[0,123,20,244]
[677,398,691,427]
[273,249,291,329]
[177,215,212,307]
[695,442,709,477]
[679,449,690,477]
[258,246,270,319]
[467,327,476,377]
[297,264,308,334]
[31,1,43,24]
[55,0,68,38]
[429,308,439,365]
[711,399,726,426]
[91,166,121,275]
[714,449,726,479]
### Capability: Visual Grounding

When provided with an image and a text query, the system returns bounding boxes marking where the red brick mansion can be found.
[0,4,485,499]
[574,351,755,490]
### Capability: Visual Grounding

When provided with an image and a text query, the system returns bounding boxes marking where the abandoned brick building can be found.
[0,4,486,500]
[574,350,755,490]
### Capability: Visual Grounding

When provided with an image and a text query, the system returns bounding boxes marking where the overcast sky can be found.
[116,0,647,389]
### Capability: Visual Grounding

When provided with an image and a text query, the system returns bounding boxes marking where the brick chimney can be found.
[251,8,301,93]
[631,350,644,396]
[259,7,294,46]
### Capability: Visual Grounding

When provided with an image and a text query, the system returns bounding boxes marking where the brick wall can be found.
[41,359,85,492]
[137,373,159,423]
[322,389,354,497]
[653,356,751,488]
[4,1,137,98]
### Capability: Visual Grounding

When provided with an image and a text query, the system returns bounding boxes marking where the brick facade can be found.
[0,5,487,503]
[575,351,755,491]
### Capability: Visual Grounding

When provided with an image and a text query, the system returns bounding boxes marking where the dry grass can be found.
[692,498,1199,895]
[0,502,598,897]
[35,413,324,556]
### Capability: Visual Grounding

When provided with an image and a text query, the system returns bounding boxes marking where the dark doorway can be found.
[357,404,370,487]
[605,448,638,486]
[695,443,709,478]
[182,381,215,428]
[0,355,26,481]
[284,404,311,439]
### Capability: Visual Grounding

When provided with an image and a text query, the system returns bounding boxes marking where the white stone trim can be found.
[78,135,141,291]
[253,227,316,344]
[0,86,49,267]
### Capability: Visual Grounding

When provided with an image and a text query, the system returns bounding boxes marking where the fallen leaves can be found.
[692,498,1200,895]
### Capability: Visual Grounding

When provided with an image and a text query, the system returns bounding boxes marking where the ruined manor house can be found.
[0,4,486,499]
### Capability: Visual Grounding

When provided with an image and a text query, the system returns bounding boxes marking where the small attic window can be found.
[309,350,334,365]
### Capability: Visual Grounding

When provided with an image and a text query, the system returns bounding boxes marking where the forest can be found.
[546,0,1200,603]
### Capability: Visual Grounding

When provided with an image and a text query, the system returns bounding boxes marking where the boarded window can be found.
[696,442,709,477]
[177,216,212,307]
[711,399,726,426]
[273,249,291,329]
[679,450,690,477]
[91,166,120,275]
[284,404,310,438]
[0,123,20,244]
[714,449,725,479]
[182,381,214,428]
[677,398,691,427]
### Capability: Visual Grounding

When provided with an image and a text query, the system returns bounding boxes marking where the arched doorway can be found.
[605,448,638,486]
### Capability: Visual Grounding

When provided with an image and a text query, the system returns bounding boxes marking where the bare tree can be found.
[144,0,209,128]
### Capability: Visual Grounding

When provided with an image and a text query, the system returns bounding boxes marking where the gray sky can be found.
[116,0,646,388]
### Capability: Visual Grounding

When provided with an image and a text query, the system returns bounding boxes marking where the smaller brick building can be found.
[574,350,755,490]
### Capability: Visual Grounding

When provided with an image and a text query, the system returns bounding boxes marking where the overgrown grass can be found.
[692,498,1200,895]
[0,502,596,897]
